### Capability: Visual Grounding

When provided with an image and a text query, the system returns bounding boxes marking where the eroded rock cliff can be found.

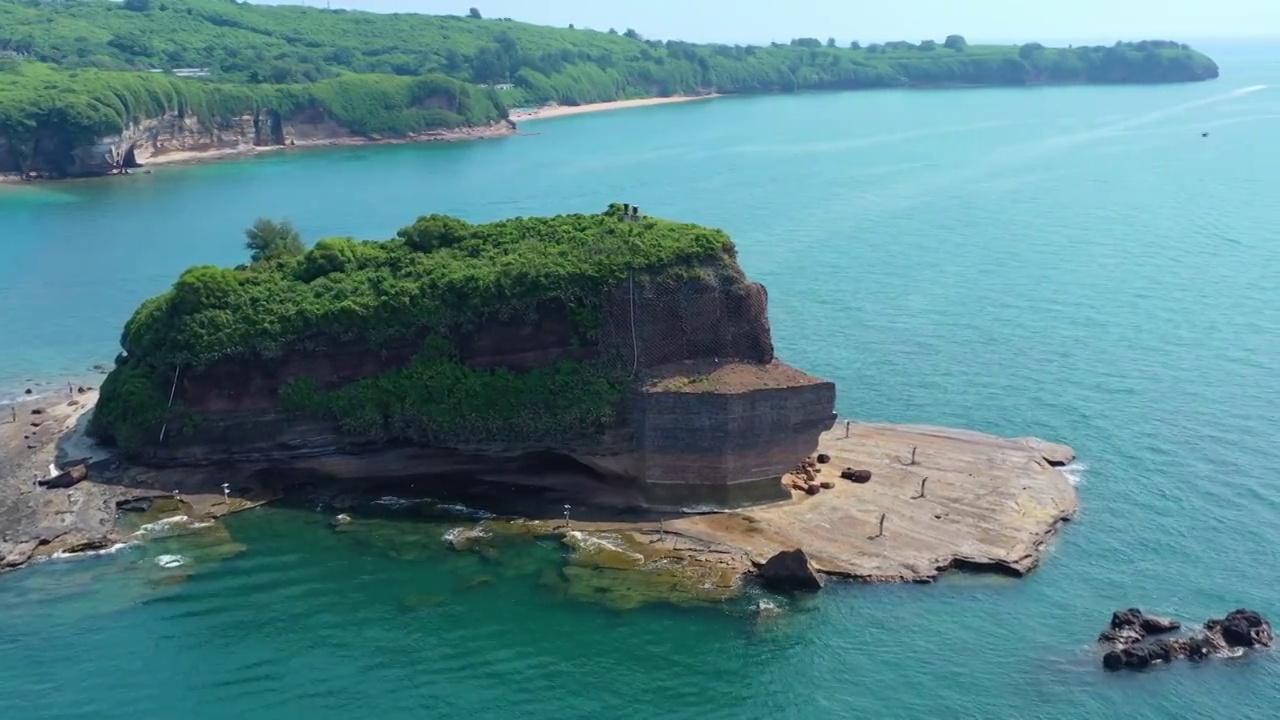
[94,208,835,509]
[0,106,514,179]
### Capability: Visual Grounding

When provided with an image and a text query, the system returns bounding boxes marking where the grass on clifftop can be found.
[119,204,735,367]
[90,205,736,451]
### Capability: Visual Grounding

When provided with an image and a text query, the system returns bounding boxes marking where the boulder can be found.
[816,453,831,464]
[24,388,32,395]
[30,408,43,415]
[819,480,835,490]
[840,468,872,483]
[1206,609,1273,649]
[39,464,87,489]
[757,548,823,592]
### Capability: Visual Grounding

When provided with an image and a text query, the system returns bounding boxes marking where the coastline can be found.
[510,94,720,121]
[0,96,721,184]
[1,383,1078,597]
[0,120,518,184]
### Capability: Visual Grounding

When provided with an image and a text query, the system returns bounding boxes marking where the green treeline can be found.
[0,0,1218,138]
[89,205,737,451]
[0,61,504,156]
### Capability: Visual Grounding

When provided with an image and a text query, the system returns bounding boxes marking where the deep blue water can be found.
[2,40,1280,719]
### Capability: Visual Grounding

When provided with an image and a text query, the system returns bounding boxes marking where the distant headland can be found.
[0,0,1218,179]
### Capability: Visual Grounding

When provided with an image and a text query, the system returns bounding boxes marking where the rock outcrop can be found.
[119,248,835,511]
[1099,608,1273,671]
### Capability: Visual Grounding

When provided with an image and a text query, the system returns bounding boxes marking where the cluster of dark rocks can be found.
[1099,608,1272,671]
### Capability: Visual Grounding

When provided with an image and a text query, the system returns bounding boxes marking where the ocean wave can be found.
[435,502,494,519]
[154,554,188,568]
[372,495,432,508]
[565,531,644,562]
[48,541,140,560]
[131,515,195,539]
[1061,462,1088,487]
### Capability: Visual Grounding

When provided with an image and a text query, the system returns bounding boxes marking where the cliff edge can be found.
[89,205,836,509]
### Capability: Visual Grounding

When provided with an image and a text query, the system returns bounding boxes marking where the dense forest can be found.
[90,205,737,450]
[0,0,1219,169]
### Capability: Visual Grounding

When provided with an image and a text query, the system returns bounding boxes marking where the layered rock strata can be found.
[131,269,835,510]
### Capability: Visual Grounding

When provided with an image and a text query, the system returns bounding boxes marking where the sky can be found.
[267,0,1280,45]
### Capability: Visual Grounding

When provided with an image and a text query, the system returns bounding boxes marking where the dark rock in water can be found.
[757,548,823,592]
[840,468,872,483]
[23,388,32,395]
[30,408,43,415]
[1141,615,1181,635]
[1099,608,1271,672]
[816,453,831,464]
[1206,609,1273,649]
[1102,651,1125,671]
[1098,626,1145,648]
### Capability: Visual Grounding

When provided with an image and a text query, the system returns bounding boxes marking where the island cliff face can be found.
[93,208,835,510]
[0,106,514,179]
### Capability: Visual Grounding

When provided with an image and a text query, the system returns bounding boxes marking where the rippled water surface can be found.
[3,41,1280,719]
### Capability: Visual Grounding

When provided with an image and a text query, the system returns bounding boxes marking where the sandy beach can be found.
[510,94,720,122]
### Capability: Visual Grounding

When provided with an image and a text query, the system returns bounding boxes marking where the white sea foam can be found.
[131,515,195,539]
[435,502,494,519]
[48,541,139,560]
[1061,462,1088,487]
[679,504,727,514]
[565,531,644,562]
[373,495,434,508]
[154,554,188,568]
[442,525,491,546]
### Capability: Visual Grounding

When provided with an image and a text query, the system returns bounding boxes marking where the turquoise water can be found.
[4,40,1280,718]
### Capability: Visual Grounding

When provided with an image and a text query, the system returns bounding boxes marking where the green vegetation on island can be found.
[89,205,737,451]
[0,0,1219,167]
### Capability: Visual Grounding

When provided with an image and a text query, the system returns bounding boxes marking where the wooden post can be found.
[876,513,886,538]
[913,476,929,500]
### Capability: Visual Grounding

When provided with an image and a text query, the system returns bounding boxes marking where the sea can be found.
[2,40,1279,719]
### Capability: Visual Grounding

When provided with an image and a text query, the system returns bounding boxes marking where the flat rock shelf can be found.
[615,422,1079,584]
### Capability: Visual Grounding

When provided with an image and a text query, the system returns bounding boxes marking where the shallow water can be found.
[3,40,1280,719]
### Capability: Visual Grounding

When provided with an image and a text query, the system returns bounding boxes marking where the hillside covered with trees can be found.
[0,0,1219,174]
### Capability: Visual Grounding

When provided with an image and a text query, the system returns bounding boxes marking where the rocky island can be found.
[2,206,1080,602]
[89,204,837,510]
[0,0,1219,178]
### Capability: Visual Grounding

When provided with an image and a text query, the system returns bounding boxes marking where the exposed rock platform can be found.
[493,422,1079,589]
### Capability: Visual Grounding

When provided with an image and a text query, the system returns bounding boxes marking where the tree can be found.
[826,37,836,48]
[467,7,481,19]
[607,28,618,35]
[849,41,862,50]
[944,34,968,51]
[623,28,642,41]
[123,0,152,11]
[568,23,574,29]
[1019,42,1045,60]
[919,40,937,51]
[244,218,304,263]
